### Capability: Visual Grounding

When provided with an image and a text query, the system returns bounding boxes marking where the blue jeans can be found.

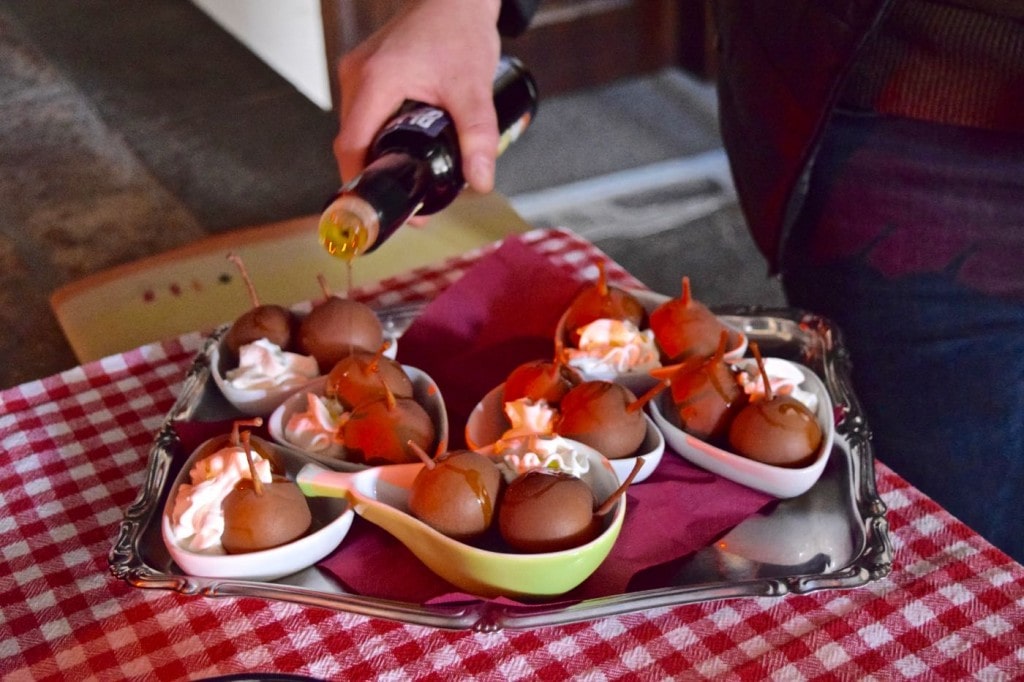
[781,111,1024,562]
[784,263,1024,562]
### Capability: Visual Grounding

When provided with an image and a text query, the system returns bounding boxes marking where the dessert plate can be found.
[162,434,354,581]
[648,357,835,498]
[296,444,625,598]
[464,383,664,483]
[266,367,448,470]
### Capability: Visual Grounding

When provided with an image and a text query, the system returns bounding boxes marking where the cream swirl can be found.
[284,393,346,458]
[494,435,591,480]
[170,446,273,553]
[736,359,819,411]
[564,318,660,375]
[225,338,319,391]
[501,397,558,440]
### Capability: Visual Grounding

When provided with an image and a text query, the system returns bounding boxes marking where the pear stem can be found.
[714,329,729,360]
[227,253,260,309]
[649,355,704,382]
[316,273,335,302]
[627,381,667,413]
[359,340,391,378]
[240,430,264,496]
[750,342,773,401]
[595,457,644,516]
[230,417,263,446]
[407,440,435,469]
[596,260,609,298]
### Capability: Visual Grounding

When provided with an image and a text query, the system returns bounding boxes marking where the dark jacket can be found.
[712,0,892,270]
[502,0,894,270]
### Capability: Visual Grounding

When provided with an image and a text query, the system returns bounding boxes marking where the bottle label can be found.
[498,112,532,155]
[382,105,451,139]
[379,56,523,143]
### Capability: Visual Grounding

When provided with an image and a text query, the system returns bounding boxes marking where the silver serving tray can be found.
[110,305,893,631]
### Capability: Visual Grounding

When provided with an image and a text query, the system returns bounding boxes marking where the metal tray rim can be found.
[109,306,894,631]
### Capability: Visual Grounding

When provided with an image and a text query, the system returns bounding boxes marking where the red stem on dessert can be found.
[596,260,609,298]
[227,253,262,309]
[230,417,263,446]
[407,440,436,470]
[680,275,693,306]
[750,342,773,401]
[594,457,644,516]
[240,430,264,497]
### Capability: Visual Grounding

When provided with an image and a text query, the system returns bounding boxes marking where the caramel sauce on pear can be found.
[324,342,412,409]
[408,448,502,542]
[656,331,747,444]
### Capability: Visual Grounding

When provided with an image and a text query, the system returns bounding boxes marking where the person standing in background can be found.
[332,0,1024,562]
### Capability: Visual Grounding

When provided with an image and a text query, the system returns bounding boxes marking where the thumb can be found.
[451,104,500,195]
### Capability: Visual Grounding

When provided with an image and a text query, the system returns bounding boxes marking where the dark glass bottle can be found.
[318,56,538,260]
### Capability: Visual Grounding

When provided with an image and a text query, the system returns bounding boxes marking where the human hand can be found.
[333,0,504,209]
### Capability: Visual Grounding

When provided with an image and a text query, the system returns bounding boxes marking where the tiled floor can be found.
[0,0,783,390]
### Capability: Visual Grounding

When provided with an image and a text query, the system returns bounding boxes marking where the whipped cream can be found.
[736,359,819,411]
[494,435,591,479]
[502,398,558,440]
[170,446,273,553]
[284,393,346,458]
[564,319,660,375]
[225,338,319,391]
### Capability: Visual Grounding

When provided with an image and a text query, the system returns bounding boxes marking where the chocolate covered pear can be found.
[653,330,747,443]
[562,261,646,347]
[728,344,822,468]
[503,358,583,405]
[649,276,732,362]
[297,274,384,372]
[498,458,642,553]
[220,429,312,554]
[555,380,648,459]
[408,444,503,542]
[224,253,296,358]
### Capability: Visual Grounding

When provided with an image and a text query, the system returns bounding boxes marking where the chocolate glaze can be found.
[221,477,312,554]
[556,380,646,460]
[297,297,384,373]
[498,470,600,553]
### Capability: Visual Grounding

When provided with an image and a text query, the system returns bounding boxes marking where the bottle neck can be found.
[317,192,380,261]
[317,152,431,259]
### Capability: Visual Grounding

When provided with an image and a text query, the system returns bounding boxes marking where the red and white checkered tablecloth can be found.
[2,229,1022,681]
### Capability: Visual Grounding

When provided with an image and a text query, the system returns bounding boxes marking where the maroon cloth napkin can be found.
[395,235,587,447]
[314,234,776,604]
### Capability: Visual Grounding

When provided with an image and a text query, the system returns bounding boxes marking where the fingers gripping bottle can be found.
[318,56,538,261]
